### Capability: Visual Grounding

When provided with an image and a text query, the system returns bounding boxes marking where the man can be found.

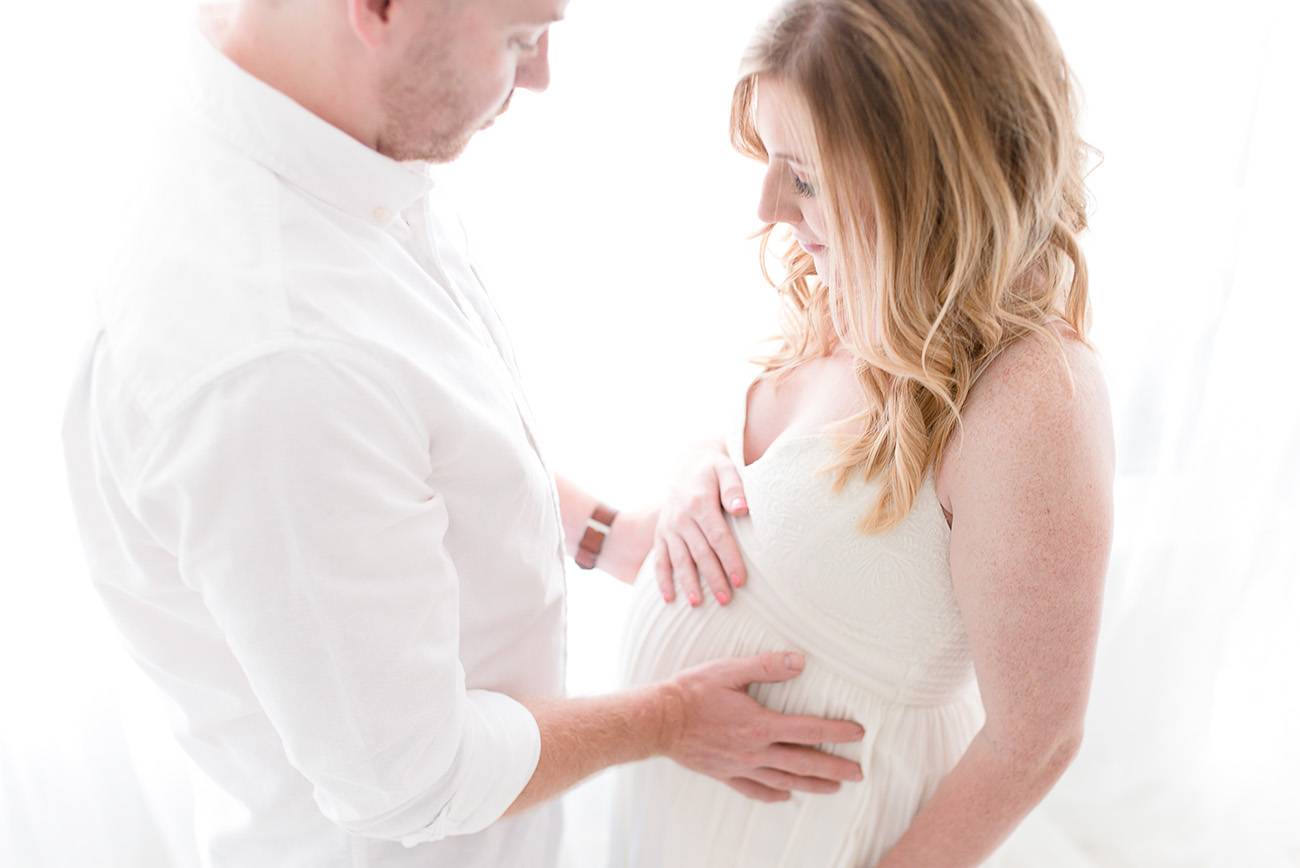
[60,1,865,865]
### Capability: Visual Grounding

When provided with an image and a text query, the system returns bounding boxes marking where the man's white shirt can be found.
[60,24,566,868]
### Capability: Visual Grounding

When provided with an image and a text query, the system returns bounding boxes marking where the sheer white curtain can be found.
[1,1,201,865]
[2,1,1295,866]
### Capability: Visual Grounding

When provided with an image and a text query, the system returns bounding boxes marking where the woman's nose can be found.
[757,167,802,227]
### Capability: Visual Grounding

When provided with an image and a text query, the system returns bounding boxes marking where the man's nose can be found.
[517,32,551,93]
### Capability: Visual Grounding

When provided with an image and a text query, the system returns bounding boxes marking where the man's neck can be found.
[202,2,380,151]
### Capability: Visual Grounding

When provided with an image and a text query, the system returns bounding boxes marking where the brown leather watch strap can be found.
[575,503,619,570]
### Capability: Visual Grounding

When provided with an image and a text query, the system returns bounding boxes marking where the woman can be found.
[608,0,1114,865]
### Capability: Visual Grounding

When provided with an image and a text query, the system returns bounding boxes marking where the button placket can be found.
[408,206,550,456]
[405,201,565,562]
[404,205,502,357]
[457,266,551,453]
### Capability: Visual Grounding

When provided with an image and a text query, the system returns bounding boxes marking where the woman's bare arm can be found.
[877,334,1115,867]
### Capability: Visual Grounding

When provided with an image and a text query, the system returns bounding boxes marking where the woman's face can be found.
[753,76,830,273]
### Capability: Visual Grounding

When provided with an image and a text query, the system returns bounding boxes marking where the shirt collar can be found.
[184,20,437,224]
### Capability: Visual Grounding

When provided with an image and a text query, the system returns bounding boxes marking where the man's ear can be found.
[346,0,393,49]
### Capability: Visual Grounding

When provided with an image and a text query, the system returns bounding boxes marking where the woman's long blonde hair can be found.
[734,0,1095,533]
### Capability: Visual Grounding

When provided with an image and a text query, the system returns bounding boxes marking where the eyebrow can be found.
[772,151,809,169]
[524,9,566,25]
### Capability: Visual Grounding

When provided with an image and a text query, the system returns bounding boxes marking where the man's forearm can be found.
[554,473,599,561]
[553,473,656,583]
[504,683,676,816]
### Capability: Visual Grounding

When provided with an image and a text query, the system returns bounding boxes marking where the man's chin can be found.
[404,114,495,163]
[387,128,476,164]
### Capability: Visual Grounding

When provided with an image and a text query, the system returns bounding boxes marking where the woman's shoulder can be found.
[935,322,1114,508]
[975,321,1106,414]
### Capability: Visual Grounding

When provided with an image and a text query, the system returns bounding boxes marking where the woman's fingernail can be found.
[784,652,805,671]
[731,572,745,587]
[689,593,699,606]
[729,498,747,511]
[717,591,730,604]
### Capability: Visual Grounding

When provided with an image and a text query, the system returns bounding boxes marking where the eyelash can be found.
[792,174,816,198]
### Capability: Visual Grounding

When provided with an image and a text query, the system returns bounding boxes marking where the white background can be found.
[1,1,1297,866]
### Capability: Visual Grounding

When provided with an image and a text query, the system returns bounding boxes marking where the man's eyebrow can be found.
[522,10,566,25]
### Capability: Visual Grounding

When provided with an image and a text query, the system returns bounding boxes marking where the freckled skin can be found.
[875,324,1114,867]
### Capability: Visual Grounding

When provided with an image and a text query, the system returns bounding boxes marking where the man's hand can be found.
[508,651,866,815]
[659,651,866,802]
[653,438,750,606]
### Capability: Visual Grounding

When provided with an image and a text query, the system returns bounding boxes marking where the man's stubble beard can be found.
[377,115,475,163]
[374,30,478,163]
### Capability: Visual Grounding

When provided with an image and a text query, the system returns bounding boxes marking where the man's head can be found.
[364,0,565,161]
[224,0,566,162]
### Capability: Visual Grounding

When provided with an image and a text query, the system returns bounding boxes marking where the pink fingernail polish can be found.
[717,591,730,604]
[689,594,699,606]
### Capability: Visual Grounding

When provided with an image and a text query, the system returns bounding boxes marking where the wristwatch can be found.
[575,503,619,570]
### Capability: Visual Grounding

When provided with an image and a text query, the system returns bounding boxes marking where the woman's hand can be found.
[653,439,750,606]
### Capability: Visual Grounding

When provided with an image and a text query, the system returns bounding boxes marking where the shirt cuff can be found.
[399,689,541,847]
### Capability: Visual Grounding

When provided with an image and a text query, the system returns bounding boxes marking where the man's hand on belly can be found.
[660,650,867,802]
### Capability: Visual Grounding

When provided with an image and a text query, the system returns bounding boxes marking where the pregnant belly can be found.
[619,559,983,759]
[613,564,986,868]
[619,557,825,702]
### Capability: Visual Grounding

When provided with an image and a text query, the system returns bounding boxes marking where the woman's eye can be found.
[792,174,816,198]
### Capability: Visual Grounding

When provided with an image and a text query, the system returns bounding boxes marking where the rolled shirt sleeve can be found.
[128,341,541,844]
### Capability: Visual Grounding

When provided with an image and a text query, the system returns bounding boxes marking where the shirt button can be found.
[372,206,392,224]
